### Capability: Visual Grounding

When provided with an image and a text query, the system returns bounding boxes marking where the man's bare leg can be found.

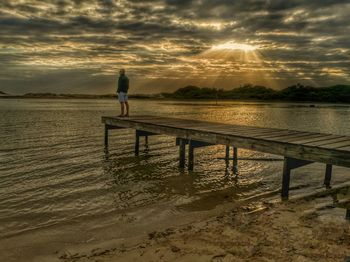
[125,101,129,117]
[119,102,125,117]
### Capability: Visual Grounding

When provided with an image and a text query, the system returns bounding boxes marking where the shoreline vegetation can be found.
[1,83,350,103]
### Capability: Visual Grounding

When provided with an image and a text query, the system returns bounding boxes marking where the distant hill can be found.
[22,93,117,99]
[0,92,161,99]
[162,84,350,103]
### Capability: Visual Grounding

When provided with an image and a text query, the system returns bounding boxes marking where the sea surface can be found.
[1,98,350,244]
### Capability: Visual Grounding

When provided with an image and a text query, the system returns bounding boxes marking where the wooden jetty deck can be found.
[102,115,350,199]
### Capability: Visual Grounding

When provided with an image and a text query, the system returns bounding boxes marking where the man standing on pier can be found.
[117,68,129,117]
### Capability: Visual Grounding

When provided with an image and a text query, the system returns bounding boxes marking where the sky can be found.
[0,0,350,95]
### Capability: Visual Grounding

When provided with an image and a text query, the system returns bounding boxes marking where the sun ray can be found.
[211,41,258,52]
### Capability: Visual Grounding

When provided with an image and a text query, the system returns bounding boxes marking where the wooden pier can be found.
[102,115,350,199]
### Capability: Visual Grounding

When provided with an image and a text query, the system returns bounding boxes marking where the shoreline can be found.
[57,194,350,261]
[1,96,350,106]
[2,184,349,262]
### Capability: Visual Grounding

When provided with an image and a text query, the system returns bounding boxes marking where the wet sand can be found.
[55,195,350,262]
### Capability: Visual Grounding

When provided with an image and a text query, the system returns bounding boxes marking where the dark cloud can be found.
[0,0,349,94]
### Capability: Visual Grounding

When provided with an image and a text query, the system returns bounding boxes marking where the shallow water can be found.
[1,98,350,240]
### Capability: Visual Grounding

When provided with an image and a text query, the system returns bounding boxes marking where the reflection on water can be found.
[0,98,350,238]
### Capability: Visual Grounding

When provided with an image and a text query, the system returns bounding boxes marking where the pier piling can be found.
[188,141,194,171]
[225,146,230,169]
[324,164,333,188]
[179,138,186,168]
[104,125,109,148]
[233,147,238,175]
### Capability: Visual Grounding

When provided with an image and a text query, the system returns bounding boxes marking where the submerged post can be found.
[104,125,109,148]
[282,158,291,199]
[188,141,194,171]
[281,157,313,199]
[346,209,350,220]
[179,138,186,168]
[144,135,149,152]
[233,147,238,175]
[324,164,332,188]
[135,130,140,156]
[225,145,230,170]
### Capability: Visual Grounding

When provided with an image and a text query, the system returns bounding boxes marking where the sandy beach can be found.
[55,193,350,262]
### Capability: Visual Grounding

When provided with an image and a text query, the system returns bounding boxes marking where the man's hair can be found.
[120,68,125,74]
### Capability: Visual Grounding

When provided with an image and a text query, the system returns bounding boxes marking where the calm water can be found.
[1,98,350,239]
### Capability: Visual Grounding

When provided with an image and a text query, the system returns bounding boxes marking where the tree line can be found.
[162,84,350,103]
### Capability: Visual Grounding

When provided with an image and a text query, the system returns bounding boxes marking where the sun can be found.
[211,41,258,52]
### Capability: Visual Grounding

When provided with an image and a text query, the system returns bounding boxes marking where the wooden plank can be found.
[197,124,293,135]
[290,134,342,145]
[226,128,296,136]
[194,126,291,137]
[273,133,319,141]
[273,133,329,143]
[279,134,330,143]
[125,116,296,134]
[305,136,349,147]
[320,140,350,149]
[247,130,303,137]
[199,128,307,142]
[202,123,278,132]
[337,145,350,152]
[175,123,277,134]
[130,119,232,131]
[146,122,288,138]
[191,124,300,136]
[169,124,270,137]
[257,131,311,140]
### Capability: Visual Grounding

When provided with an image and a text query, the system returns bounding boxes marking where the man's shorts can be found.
[118,92,128,102]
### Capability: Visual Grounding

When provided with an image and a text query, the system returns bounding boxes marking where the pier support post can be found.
[135,131,140,156]
[104,124,109,148]
[134,130,159,156]
[187,140,215,171]
[179,139,186,168]
[281,158,291,199]
[103,125,125,150]
[188,141,194,171]
[225,146,230,170]
[324,164,332,188]
[346,209,350,220]
[144,135,149,152]
[281,157,313,199]
[233,147,238,175]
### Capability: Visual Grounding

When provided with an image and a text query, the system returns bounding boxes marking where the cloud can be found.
[0,0,349,94]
